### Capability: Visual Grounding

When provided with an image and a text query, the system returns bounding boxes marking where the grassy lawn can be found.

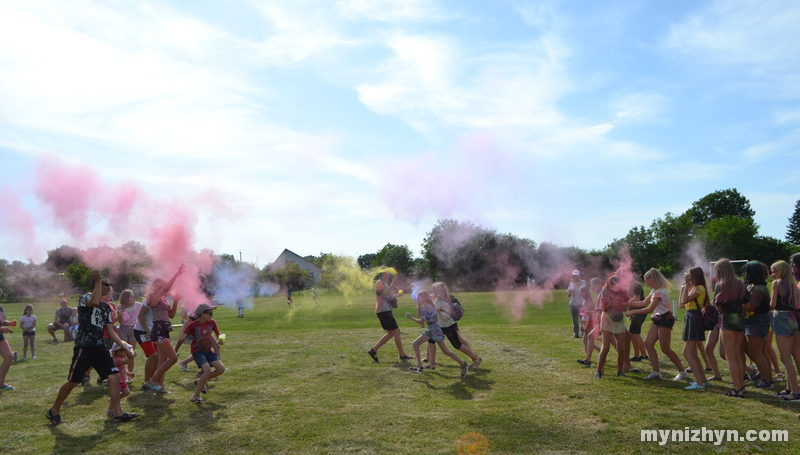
[0,289,798,454]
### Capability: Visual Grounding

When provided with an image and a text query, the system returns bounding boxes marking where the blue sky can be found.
[1,0,799,266]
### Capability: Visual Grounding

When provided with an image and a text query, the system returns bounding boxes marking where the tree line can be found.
[2,188,799,301]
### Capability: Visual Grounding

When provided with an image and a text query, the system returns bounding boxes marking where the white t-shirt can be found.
[20,314,37,331]
[434,299,456,328]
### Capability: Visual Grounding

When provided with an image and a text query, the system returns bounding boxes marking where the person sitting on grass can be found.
[175,303,225,403]
[405,290,469,377]
[47,298,73,342]
[46,270,139,425]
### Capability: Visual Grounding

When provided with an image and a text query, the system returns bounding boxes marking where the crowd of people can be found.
[367,272,481,377]
[0,266,226,424]
[569,254,800,409]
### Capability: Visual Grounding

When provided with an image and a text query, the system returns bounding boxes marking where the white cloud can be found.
[336,0,443,22]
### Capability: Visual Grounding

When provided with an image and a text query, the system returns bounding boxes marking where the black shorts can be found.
[67,346,119,383]
[150,320,173,342]
[376,311,399,331]
[429,323,462,349]
[628,314,647,335]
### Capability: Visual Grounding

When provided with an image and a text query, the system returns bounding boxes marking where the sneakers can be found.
[461,362,469,377]
[630,356,642,362]
[594,371,603,379]
[0,385,14,391]
[179,361,189,372]
[708,376,724,382]
[577,359,591,367]
[31,356,36,360]
[644,371,662,380]
[685,382,706,390]
[617,372,626,377]
[674,371,689,381]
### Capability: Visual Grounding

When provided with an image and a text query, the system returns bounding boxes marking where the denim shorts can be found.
[744,311,770,338]
[721,312,745,332]
[773,311,798,338]
[192,350,220,367]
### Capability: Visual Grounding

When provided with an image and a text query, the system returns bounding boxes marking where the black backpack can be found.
[449,295,464,321]
[701,305,719,331]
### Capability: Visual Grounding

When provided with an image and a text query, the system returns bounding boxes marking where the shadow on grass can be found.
[408,369,495,400]
[47,416,132,455]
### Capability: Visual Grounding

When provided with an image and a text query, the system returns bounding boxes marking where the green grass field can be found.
[0,289,798,454]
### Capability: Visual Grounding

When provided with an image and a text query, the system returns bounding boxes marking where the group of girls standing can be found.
[577,254,800,404]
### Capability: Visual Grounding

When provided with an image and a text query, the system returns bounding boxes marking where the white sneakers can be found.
[674,371,689,381]
[644,371,662,380]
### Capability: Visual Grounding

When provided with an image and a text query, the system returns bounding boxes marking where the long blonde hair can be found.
[714,258,747,303]
[643,268,671,291]
[772,260,800,308]
[119,289,135,310]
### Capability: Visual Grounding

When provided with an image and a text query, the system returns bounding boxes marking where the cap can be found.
[60,298,68,303]
[572,270,581,276]
[196,303,217,317]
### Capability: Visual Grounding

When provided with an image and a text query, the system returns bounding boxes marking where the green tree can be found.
[787,199,800,245]
[261,262,309,290]
[373,244,415,276]
[686,188,754,226]
[65,262,92,291]
[695,216,759,261]
[356,253,376,270]
[650,212,694,274]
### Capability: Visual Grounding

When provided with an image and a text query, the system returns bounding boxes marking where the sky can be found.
[1,0,799,267]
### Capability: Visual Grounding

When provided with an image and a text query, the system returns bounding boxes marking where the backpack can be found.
[449,294,464,321]
[701,304,719,331]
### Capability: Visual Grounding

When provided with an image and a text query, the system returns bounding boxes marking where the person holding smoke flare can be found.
[367,272,412,363]
[405,290,469,377]
[595,274,630,378]
[143,264,186,394]
[679,267,710,390]
[770,260,800,401]
[626,268,688,381]
[712,259,748,397]
[742,262,772,388]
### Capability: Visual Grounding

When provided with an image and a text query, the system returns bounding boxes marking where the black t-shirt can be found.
[75,293,113,348]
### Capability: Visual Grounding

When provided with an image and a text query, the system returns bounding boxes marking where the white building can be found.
[269,249,322,287]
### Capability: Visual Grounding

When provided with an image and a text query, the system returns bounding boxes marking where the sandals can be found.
[194,380,209,393]
[708,376,723,382]
[779,392,800,402]
[724,387,745,398]
[399,355,413,361]
[775,388,792,396]
[190,397,205,403]
[367,349,379,363]
[408,366,424,374]
[473,357,482,371]
[46,409,64,426]
[423,364,436,370]
[113,412,140,423]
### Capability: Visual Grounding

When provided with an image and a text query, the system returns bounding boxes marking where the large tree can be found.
[372,243,415,276]
[686,188,754,226]
[787,199,800,245]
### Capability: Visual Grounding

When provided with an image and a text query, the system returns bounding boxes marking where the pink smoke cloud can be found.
[379,131,519,223]
[0,188,38,256]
